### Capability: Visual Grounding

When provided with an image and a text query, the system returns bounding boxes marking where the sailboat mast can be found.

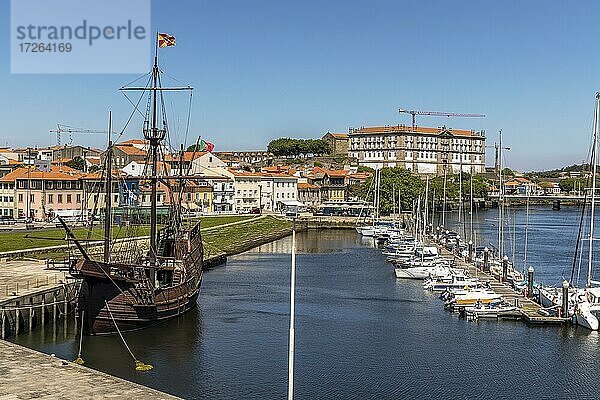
[424,175,429,232]
[470,171,474,242]
[523,192,530,274]
[587,93,600,288]
[442,164,447,227]
[104,111,113,263]
[459,156,463,237]
[498,129,504,258]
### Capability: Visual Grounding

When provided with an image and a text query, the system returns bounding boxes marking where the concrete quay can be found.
[0,340,180,399]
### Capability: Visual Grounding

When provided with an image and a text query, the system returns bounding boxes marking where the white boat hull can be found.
[394,266,436,280]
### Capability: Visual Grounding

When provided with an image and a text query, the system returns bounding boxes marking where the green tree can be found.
[559,177,587,193]
[502,167,515,177]
[65,156,85,171]
[359,167,425,214]
[267,138,331,157]
[356,165,375,173]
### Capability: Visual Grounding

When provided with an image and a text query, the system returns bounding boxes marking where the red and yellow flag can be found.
[157,33,176,48]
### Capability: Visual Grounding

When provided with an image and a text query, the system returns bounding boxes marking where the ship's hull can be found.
[74,221,204,335]
[79,274,202,335]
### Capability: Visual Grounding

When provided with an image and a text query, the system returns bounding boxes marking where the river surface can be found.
[12,206,600,399]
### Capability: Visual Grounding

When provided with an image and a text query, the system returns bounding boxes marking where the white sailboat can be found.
[357,168,381,237]
[574,92,600,331]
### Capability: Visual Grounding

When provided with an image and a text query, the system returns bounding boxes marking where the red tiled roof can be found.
[114,144,147,156]
[298,182,319,189]
[328,132,349,139]
[164,151,208,162]
[120,139,148,145]
[351,125,482,138]
[312,166,348,177]
[0,165,82,182]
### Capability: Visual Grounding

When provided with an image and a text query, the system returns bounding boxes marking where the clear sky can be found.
[1,0,599,171]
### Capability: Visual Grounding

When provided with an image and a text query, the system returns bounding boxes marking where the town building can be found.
[164,151,227,175]
[308,167,348,202]
[214,151,273,167]
[503,177,540,195]
[322,132,350,156]
[0,180,15,217]
[50,145,103,162]
[297,182,320,207]
[226,169,298,213]
[0,165,84,221]
[212,178,235,212]
[112,143,148,170]
[348,125,486,175]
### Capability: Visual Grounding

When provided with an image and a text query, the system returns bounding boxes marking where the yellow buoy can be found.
[135,360,154,372]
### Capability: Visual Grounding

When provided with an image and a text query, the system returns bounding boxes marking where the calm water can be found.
[12,207,600,399]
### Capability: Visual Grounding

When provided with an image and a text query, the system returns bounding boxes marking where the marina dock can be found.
[0,340,180,399]
[437,246,569,325]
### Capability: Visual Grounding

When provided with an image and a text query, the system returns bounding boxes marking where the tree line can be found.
[267,138,331,157]
[349,167,489,215]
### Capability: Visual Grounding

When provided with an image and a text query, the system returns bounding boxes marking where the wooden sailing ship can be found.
[65,36,204,335]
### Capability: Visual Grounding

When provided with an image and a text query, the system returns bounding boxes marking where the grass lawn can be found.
[202,216,291,256]
[0,215,258,254]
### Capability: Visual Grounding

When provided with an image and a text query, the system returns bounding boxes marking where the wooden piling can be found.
[53,292,57,323]
[41,295,45,326]
[1,309,5,340]
[63,284,67,316]
[29,306,33,331]
[15,302,21,334]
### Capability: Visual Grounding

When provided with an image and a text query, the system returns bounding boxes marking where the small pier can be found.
[437,247,569,325]
[0,259,78,339]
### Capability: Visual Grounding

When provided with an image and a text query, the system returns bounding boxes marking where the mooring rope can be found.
[73,310,85,365]
[104,299,153,372]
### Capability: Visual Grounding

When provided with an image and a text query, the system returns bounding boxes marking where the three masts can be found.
[64,40,204,335]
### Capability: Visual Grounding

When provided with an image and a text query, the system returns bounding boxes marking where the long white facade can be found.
[348,125,486,175]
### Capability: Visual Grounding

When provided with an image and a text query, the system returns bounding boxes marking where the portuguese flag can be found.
[199,139,214,152]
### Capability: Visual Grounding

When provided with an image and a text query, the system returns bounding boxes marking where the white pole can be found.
[587,93,600,288]
[498,130,503,258]
[288,222,296,400]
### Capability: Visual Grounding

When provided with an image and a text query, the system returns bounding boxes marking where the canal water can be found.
[12,206,600,399]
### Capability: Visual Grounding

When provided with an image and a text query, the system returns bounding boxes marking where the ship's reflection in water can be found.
[11,222,600,399]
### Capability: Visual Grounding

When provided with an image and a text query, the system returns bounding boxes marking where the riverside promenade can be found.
[0,340,180,399]
[0,215,295,398]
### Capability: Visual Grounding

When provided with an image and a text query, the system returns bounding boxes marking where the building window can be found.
[48,194,53,203]
[66,194,72,203]
[76,194,81,203]
[18,193,22,202]
[30,194,35,204]
[58,194,63,203]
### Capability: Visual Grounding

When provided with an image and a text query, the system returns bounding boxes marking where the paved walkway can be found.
[0,340,180,400]
[0,260,65,303]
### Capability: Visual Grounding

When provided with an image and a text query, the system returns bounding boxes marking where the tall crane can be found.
[398,108,485,130]
[50,124,109,146]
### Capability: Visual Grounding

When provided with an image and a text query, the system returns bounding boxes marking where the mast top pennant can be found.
[158,33,176,48]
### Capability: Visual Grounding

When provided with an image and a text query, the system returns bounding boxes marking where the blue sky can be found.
[1,0,599,171]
